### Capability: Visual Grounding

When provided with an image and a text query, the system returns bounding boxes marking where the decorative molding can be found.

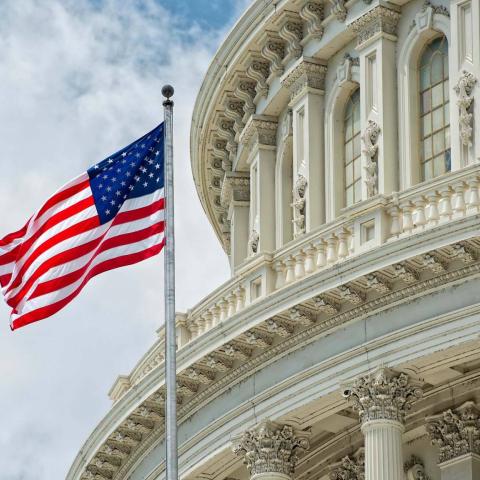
[223,96,245,139]
[392,263,419,284]
[235,78,257,123]
[220,172,250,208]
[362,120,380,198]
[246,56,270,103]
[239,115,278,147]
[343,368,423,423]
[365,273,391,294]
[300,2,324,43]
[426,401,480,463]
[232,421,310,477]
[278,13,304,65]
[330,0,347,23]
[404,455,431,480]
[248,229,260,255]
[330,448,365,480]
[260,31,285,82]
[292,174,308,237]
[282,58,327,102]
[336,53,359,85]
[350,6,401,48]
[454,70,477,146]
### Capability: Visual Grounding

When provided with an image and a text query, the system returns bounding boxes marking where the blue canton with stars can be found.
[87,123,164,224]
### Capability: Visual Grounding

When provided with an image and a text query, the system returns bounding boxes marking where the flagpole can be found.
[162,84,178,480]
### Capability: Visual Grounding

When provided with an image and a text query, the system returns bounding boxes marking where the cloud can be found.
[0,0,248,477]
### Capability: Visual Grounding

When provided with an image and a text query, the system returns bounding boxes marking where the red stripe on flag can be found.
[0,219,31,247]
[5,215,100,295]
[113,198,165,225]
[10,240,165,330]
[36,179,90,219]
[0,273,11,288]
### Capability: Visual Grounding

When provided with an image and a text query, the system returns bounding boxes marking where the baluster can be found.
[195,317,205,336]
[304,245,316,274]
[235,286,245,311]
[204,311,213,331]
[467,178,480,213]
[388,205,401,238]
[348,228,354,255]
[426,192,439,227]
[284,256,296,284]
[273,260,286,289]
[227,293,236,318]
[294,252,305,279]
[400,200,413,235]
[453,182,466,217]
[219,299,228,322]
[438,187,453,222]
[337,229,349,259]
[326,234,338,264]
[315,240,326,268]
[413,196,426,230]
[188,321,198,339]
[211,305,220,326]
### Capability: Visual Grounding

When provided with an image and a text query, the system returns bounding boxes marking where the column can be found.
[221,172,250,271]
[281,57,327,235]
[240,115,278,255]
[350,5,401,199]
[343,368,423,480]
[232,420,310,480]
[450,0,479,167]
[426,401,480,479]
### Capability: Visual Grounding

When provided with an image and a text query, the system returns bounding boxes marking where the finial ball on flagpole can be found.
[162,85,174,99]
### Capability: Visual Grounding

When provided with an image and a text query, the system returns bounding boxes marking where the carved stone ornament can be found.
[232,421,310,477]
[240,115,278,147]
[260,32,285,81]
[404,455,431,480]
[282,58,327,102]
[336,53,359,85]
[330,0,347,23]
[330,449,365,480]
[362,120,381,197]
[426,401,480,463]
[299,2,324,42]
[220,172,250,208]
[343,367,423,424]
[292,174,308,236]
[246,57,270,102]
[350,6,401,48]
[248,229,260,255]
[454,70,477,146]
[278,15,304,65]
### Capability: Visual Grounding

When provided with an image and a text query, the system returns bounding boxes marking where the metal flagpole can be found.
[162,84,178,480]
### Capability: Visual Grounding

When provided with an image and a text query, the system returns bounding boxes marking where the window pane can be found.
[445,149,451,171]
[353,107,360,134]
[354,158,361,180]
[422,91,431,113]
[423,160,432,180]
[420,67,430,90]
[353,135,361,158]
[423,137,432,159]
[433,131,444,155]
[432,83,443,108]
[433,155,445,177]
[431,54,444,84]
[345,140,352,161]
[346,186,353,206]
[346,162,353,185]
[432,107,443,131]
[354,180,362,202]
[422,113,431,136]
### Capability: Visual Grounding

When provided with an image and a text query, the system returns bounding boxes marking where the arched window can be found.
[419,36,450,181]
[344,88,361,207]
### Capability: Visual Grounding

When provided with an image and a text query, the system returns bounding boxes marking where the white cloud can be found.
[0,0,244,477]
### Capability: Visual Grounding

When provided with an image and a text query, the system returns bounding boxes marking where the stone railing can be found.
[110,165,480,400]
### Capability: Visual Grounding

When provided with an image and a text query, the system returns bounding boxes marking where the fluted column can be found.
[232,420,310,480]
[343,368,423,480]
[426,401,480,479]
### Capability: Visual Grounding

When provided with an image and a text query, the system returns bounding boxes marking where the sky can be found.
[0,1,251,478]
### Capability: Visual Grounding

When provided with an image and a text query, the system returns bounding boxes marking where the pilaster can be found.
[350,5,401,199]
[240,115,278,255]
[281,57,327,235]
[426,401,480,480]
[450,0,480,167]
[232,420,310,480]
[221,172,250,270]
[344,368,423,480]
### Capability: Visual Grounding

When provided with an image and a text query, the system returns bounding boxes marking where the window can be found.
[344,89,361,207]
[419,36,450,181]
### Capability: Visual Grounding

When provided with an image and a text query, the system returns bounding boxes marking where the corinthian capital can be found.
[232,420,310,478]
[281,57,327,103]
[239,115,278,148]
[343,368,423,424]
[330,448,365,480]
[426,401,480,463]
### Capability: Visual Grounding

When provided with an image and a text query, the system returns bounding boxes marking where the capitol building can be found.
[67,1,480,479]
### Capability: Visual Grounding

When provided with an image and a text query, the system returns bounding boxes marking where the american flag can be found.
[0,123,165,330]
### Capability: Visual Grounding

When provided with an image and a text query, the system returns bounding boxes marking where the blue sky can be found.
[0,1,249,478]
